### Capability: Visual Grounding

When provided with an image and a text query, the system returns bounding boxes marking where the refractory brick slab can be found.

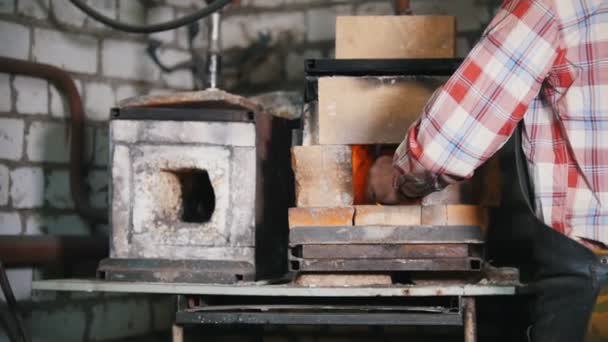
[289,207,354,229]
[421,205,488,234]
[354,205,421,226]
[295,274,392,287]
[292,145,353,207]
[336,16,456,59]
[318,76,444,145]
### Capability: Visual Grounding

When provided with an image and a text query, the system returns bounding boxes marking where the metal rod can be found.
[0,235,108,267]
[0,57,107,225]
[463,297,477,342]
[206,11,222,88]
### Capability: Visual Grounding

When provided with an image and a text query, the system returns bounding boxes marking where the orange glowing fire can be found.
[352,145,398,204]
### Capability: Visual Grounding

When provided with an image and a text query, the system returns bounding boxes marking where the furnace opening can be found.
[352,145,398,204]
[173,169,216,223]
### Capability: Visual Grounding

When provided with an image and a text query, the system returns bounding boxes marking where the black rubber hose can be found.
[68,0,231,33]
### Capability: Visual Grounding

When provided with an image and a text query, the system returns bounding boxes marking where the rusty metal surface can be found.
[176,310,463,326]
[0,57,106,224]
[297,244,472,259]
[463,297,477,342]
[98,258,255,284]
[291,258,483,272]
[117,89,265,114]
[289,226,484,245]
[0,235,108,267]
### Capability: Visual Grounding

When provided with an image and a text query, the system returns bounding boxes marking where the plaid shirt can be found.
[394,0,608,244]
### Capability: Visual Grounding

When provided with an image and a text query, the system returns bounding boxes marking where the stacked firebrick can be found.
[287,14,500,287]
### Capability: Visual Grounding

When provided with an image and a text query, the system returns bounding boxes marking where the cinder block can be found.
[295,274,392,287]
[0,269,32,301]
[0,21,29,59]
[44,170,73,209]
[94,126,109,167]
[33,28,98,74]
[0,212,21,235]
[159,49,194,89]
[0,118,24,160]
[0,74,11,112]
[26,121,69,162]
[83,0,117,31]
[354,205,421,226]
[289,207,354,228]
[147,6,175,44]
[292,145,353,207]
[0,1,14,13]
[14,76,48,115]
[306,6,351,42]
[110,119,256,146]
[17,0,48,19]
[221,12,306,50]
[26,214,89,235]
[51,0,87,27]
[336,16,456,59]
[102,39,158,81]
[10,167,44,208]
[84,81,115,121]
[0,165,8,205]
[110,145,131,257]
[317,76,444,145]
[118,0,145,25]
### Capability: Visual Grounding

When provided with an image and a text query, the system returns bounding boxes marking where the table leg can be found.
[172,324,184,342]
[463,297,477,342]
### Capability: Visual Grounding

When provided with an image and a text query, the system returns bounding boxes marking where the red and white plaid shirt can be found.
[394,0,608,244]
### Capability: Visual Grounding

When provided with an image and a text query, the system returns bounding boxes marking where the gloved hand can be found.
[366,155,402,204]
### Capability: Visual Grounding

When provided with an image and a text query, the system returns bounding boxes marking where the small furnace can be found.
[99,90,295,283]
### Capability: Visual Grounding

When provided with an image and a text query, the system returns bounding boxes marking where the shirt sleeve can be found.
[393,0,560,196]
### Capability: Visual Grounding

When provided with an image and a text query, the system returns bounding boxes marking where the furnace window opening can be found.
[172,169,216,223]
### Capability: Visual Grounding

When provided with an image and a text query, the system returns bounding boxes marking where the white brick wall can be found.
[0,118,25,160]
[32,28,98,74]
[25,121,70,162]
[0,21,30,59]
[84,81,114,121]
[45,169,73,209]
[0,164,8,205]
[14,76,48,115]
[0,211,21,234]
[0,74,11,112]
[10,166,44,208]
[17,0,49,19]
[102,39,159,81]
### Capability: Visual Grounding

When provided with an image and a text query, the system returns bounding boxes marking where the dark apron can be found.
[485,125,608,342]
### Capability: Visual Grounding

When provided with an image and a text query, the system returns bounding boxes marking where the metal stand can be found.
[33,279,511,342]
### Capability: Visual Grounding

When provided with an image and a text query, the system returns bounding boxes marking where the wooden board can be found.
[318,76,444,145]
[335,16,456,59]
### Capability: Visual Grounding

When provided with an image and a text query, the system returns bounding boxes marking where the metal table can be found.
[33,279,516,342]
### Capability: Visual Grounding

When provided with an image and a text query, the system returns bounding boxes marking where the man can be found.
[367,0,608,341]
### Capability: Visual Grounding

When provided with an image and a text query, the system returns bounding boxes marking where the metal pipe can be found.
[206,9,222,88]
[0,235,108,267]
[0,57,108,225]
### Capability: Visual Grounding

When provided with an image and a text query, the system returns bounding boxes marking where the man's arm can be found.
[387,0,561,200]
